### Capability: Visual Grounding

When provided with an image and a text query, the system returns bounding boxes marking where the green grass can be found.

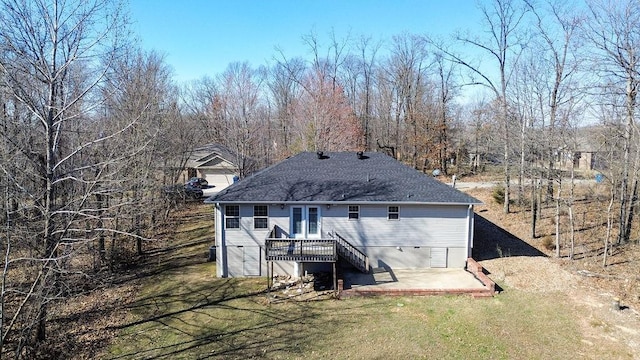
[102,205,633,360]
[105,264,632,360]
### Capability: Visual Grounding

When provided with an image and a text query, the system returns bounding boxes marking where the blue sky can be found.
[129,0,482,83]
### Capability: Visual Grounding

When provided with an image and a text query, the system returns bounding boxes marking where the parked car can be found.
[163,183,203,201]
[185,177,208,188]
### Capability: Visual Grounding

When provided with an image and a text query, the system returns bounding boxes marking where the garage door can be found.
[203,173,234,190]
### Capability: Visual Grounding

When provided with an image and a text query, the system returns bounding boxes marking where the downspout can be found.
[466,204,475,258]
[215,204,227,277]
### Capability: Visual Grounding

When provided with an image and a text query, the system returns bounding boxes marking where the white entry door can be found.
[290,206,321,238]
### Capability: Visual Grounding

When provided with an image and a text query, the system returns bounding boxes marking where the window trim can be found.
[348,205,360,220]
[387,205,399,220]
[253,205,269,229]
[225,205,240,229]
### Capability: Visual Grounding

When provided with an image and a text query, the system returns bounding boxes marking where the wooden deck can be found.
[264,226,370,274]
[264,239,337,262]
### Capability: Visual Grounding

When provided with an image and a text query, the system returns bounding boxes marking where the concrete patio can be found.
[339,263,494,298]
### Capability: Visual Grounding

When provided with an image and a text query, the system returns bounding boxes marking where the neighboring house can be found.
[542,126,609,172]
[555,128,605,171]
[184,144,248,194]
[205,151,481,281]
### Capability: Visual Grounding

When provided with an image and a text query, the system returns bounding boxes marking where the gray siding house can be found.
[205,151,481,279]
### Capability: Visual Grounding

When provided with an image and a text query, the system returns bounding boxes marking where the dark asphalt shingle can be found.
[208,151,481,204]
[186,143,239,168]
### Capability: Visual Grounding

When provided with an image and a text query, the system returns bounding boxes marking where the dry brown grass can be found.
[38,203,215,359]
[466,182,640,311]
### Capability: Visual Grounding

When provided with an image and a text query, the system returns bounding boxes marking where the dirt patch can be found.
[481,255,640,356]
[469,183,640,357]
[481,257,575,292]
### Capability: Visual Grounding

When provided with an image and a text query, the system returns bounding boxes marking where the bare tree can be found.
[101,49,182,257]
[585,0,640,244]
[431,0,528,213]
[218,62,265,176]
[519,0,583,253]
[341,37,381,151]
[276,32,363,152]
[383,34,433,168]
[433,49,460,174]
[0,0,130,353]
[292,67,363,151]
[267,59,305,159]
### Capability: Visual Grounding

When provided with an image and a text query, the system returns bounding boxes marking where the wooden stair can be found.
[332,232,369,273]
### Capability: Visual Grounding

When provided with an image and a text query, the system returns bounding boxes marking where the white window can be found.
[348,205,360,220]
[254,205,268,229]
[225,205,240,229]
[388,206,399,220]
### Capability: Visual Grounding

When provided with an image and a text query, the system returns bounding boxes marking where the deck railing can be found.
[331,232,370,273]
[265,238,337,262]
[265,226,370,273]
[265,227,337,262]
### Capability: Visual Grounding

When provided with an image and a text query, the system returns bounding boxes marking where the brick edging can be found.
[337,259,496,298]
[466,257,496,294]
[339,288,493,298]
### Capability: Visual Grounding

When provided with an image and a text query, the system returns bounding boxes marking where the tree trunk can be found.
[603,189,615,268]
[504,147,510,213]
[618,75,635,243]
[569,158,576,260]
[555,178,562,258]
[531,178,537,239]
[624,178,638,242]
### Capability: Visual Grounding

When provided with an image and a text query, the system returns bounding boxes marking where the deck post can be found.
[267,260,271,290]
[333,262,337,292]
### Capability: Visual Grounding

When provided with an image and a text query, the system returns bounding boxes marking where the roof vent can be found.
[317,151,324,159]
[357,151,364,159]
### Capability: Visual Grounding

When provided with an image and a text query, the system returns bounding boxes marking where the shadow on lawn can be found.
[50,235,215,359]
[94,205,356,359]
[110,238,211,285]
[106,277,368,360]
[472,214,546,260]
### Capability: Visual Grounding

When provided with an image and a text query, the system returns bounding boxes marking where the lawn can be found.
[101,204,632,360]
[106,261,631,360]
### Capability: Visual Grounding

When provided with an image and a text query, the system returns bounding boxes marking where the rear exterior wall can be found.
[215,203,473,277]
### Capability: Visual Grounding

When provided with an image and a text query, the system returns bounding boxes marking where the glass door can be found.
[291,207,304,238]
[307,206,320,237]
[290,206,321,238]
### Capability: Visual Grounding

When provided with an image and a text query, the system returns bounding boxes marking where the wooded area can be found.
[0,0,639,357]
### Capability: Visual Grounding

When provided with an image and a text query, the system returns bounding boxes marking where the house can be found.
[184,144,253,195]
[205,151,481,283]
[555,126,609,172]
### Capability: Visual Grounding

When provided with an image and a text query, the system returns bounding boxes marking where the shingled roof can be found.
[185,143,239,169]
[207,151,481,205]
